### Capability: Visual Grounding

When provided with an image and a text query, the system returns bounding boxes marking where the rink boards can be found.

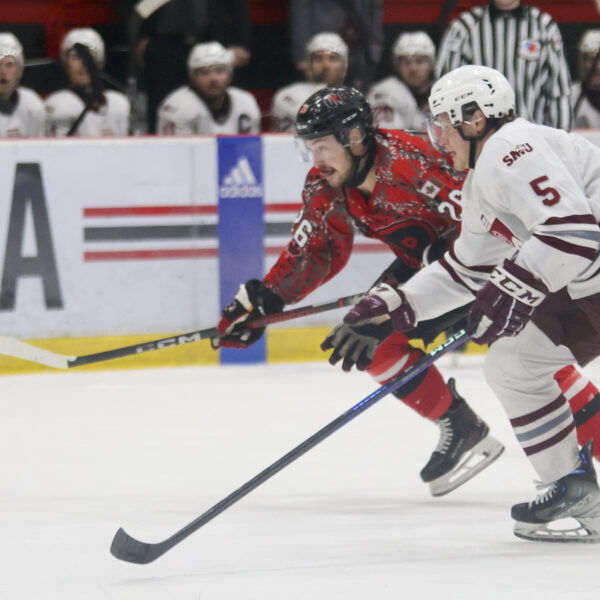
[0,131,597,373]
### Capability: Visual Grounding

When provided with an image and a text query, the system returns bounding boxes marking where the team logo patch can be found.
[323,93,343,108]
[418,176,444,199]
[519,39,540,61]
[502,143,533,167]
[480,214,523,249]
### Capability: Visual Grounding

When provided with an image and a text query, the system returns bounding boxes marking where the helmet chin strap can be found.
[344,138,376,188]
[457,119,496,169]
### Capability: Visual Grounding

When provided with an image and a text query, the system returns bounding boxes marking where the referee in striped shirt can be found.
[436,0,572,130]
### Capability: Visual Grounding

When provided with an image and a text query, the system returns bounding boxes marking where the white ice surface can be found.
[1,357,600,600]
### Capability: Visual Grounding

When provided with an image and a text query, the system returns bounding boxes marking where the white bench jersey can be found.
[158,86,260,135]
[44,89,130,137]
[367,76,425,131]
[270,81,324,132]
[0,87,44,137]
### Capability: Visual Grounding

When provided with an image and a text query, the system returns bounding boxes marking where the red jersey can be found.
[264,129,466,304]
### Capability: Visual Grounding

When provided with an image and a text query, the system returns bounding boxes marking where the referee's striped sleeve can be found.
[435,19,469,78]
[543,19,573,130]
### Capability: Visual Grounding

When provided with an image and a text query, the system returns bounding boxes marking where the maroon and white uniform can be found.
[44,89,130,137]
[158,86,260,135]
[367,77,426,131]
[402,118,600,478]
[271,82,324,132]
[0,87,44,137]
[264,129,466,420]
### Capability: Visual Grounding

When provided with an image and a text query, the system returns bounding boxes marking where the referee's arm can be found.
[435,20,471,78]
[541,20,573,131]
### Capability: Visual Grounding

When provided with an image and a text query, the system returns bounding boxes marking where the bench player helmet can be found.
[305,32,349,68]
[578,29,600,80]
[61,28,105,69]
[187,41,234,77]
[0,33,24,70]
[393,31,435,61]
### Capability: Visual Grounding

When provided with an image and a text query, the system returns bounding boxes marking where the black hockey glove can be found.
[212,279,284,349]
[321,320,393,372]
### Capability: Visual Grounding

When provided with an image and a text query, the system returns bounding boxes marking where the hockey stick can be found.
[0,293,363,370]
[110,328,471,564]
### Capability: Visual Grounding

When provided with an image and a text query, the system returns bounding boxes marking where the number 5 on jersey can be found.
[529,175,561,206]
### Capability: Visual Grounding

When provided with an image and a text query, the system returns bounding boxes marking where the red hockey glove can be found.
[468,259,548,346]
[212,279,284,349]
[343,282,417,332]
[320,320,393,372]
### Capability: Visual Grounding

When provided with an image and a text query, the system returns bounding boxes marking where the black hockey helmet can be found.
[295,86,373,147]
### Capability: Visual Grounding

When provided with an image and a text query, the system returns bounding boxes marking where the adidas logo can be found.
[220,157,263,198]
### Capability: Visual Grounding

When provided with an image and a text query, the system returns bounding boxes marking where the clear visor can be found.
[426,115,446,151]
[294,134,348,164]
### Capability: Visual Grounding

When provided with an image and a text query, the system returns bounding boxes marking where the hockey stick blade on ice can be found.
[0,293,363,369]
[110,328,471,564]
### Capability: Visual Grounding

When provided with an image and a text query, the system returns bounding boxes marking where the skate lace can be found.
[531,481,558,507]
[435,417,453,454]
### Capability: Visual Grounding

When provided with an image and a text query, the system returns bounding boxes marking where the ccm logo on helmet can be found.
[453,91,474,101]
[502,143,533,167]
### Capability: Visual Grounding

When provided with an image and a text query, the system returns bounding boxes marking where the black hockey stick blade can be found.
[110,328,471,564]
[0,292,363,369]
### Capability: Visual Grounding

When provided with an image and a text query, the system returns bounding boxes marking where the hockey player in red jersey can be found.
[214,86,505,496]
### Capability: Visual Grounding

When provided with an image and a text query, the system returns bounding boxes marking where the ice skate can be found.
[512,439,600,543]
[420,378,504,496]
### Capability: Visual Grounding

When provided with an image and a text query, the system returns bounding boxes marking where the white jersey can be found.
[367,76,425,131]
[572,82,600,130]
[402,118,600,321]
[157,86,260,135]
[0,87,44,137]
[270,81,324,132]
[44,89,130,137]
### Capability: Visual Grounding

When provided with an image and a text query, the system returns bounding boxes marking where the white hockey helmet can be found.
[61,28,105,68]
[578,29,600,55]
[305,32,348,67]
[187,41,233,75]
[393,31,435,61]
[429,65,515,125]
[0,32,24,69]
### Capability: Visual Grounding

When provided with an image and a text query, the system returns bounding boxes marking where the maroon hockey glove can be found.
[321,320,393,372]
[343,282,417,332]
[468,259,548,346]
[212,279,284,349]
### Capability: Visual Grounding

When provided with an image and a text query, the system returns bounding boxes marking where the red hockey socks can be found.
[554,365,600,460]
[366,332,452,421]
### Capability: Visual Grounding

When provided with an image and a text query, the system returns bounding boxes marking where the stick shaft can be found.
[0,293,363,369]
[110,329,471,563]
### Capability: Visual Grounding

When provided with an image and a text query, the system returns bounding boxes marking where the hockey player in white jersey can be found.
[572,29,600,130]
[270,32,348,132]
[0,32,44,137]
[45,28,130,137]
[330,65,600,542]
[367,32,435,131]
[157,41,260,135]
